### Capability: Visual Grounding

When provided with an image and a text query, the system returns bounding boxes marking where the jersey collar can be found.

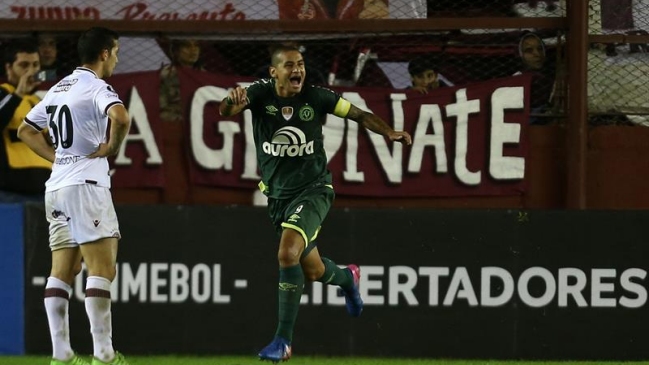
[75,67,99,78]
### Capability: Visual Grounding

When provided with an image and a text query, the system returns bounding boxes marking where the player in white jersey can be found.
[18,27,131,365]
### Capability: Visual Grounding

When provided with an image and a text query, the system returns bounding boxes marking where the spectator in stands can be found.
[513,31,560,124]
[406,55,453,94]
[0,38,51,203]
[36,33,75,81]
[159,39,203,122]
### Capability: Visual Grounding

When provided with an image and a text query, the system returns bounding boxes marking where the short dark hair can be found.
[270,45,301,67]
[77,27,119,64]
[408,56,436,77]
[3,38,39,65]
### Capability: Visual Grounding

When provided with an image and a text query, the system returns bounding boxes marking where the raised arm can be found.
[219,86,248,117]
[346,104,412,145]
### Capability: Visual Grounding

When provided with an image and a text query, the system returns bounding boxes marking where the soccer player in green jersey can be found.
[219,45,412,363]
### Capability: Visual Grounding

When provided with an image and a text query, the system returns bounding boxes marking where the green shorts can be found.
[267,182,334,248]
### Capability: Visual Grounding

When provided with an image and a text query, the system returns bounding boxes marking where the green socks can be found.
[275,264,304,342]
[317,257,353,291]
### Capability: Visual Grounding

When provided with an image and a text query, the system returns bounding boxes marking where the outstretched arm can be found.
[219,86,248,116]
[346,104,412,145]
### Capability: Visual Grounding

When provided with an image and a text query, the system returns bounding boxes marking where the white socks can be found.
[85,276,115,362]
[44,276,74,361]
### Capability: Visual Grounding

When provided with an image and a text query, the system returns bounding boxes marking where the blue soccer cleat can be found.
[258,336,292,363]
[343,264,363,317]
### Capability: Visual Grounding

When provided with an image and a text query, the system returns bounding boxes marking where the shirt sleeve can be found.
[316,86,351,118]
[24,96,48,131]
[244,79,268,111]
[95,83,123,116]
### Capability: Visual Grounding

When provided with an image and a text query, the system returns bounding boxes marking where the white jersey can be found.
[25,67,123,192]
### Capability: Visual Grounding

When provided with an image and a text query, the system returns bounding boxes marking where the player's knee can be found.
[87,265,116,282]
[277,246,302,266]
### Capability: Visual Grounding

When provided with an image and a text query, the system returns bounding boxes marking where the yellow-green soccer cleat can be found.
[91,352,129,365]
[50,354,91,365]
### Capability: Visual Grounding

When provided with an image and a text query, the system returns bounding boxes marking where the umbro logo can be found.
[266,105,278,115]
[93,220,100,227]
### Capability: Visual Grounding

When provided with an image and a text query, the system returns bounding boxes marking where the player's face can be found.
[270,50,306,97]
[5,52,40,86]
[103,41,119,78]
[412,69,439,90]
[521,37,545,70]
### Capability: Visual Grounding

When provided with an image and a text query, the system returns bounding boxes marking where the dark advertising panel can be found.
[24,205,649,360]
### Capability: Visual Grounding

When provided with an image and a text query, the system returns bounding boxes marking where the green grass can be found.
[1,357,648,365]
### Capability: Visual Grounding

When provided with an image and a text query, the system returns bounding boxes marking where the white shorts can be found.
[45,184,121,250]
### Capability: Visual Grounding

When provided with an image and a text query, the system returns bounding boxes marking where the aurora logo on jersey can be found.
[262,126,315,157]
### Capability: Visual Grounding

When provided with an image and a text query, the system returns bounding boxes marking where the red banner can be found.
[107,71,165,188]
[176,69,531,197]
[98,69,530,196]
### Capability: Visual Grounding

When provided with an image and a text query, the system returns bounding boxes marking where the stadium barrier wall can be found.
[23,204,649,360]
[0,204,24,355]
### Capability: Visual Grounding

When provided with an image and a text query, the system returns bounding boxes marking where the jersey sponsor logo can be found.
[262,126,314,157]
[281,106,293,121]
[265,105,278,116]
[53,79,78,93]
[287,214,301,223]
[299,105,315,121]
[54,155,84,165]
[93,219,101,227]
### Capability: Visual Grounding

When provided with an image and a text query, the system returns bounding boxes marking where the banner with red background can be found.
[177,69,531,197]
[96,69,530,196]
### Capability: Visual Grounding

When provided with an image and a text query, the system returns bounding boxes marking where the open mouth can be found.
[289,75,302,88]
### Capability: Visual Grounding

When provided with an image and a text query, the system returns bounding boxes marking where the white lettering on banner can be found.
[342,117,364,182]
[342,92,404,183]
[74,263,232,304]
[481,267,514,307]
[191,85,241,170]
[69,263,648,308]
[490,87,525,179]
[115,87,163,165]
[302,266,649,309]
[239,82,260,179]
[446,88,481,185]
[408,104,447,173]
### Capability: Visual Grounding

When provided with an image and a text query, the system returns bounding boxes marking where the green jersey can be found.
[245,79,351,199]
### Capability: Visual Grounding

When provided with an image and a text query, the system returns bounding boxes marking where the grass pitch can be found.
[1,357,648,365]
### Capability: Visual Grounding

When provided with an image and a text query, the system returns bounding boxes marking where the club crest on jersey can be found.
[299,105,315,121]
[282,106,293,121]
